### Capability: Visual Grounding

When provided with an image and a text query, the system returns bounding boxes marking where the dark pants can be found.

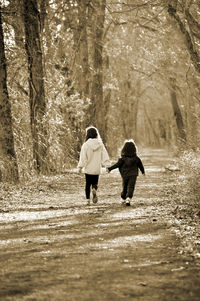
[121,175,137,200]
[85,174,99,199]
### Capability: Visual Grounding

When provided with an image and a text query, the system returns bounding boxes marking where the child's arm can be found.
[137,157,145,174]
[108,158,123,172]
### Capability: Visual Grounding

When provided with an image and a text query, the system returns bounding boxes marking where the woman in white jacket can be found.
[78,126,110,205]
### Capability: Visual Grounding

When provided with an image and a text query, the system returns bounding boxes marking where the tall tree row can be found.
[0,0,199,182]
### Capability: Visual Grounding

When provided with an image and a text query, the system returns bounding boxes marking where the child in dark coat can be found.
[107,140,145,206]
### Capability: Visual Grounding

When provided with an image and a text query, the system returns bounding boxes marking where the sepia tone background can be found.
[0,0,200,300]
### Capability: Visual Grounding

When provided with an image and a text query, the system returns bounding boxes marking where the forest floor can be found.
[0,149,200,301]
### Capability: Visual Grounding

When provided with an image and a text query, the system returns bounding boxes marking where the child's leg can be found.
[121,177,128,200]
[85,174,92,199]
[127,175,137,199]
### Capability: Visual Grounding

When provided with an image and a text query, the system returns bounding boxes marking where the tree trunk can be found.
[23,0,47,173]
[0,6,19,182]
[143,104,160,146]
[39,0,47,32]
[133,80,141,143]
[120,81,129,140]
[73,0,90,98]
[169,77,186,142]
[90,0,106,142]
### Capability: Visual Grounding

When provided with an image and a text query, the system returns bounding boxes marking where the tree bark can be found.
[39,0,47,32]
[23,0,47,173]
[0,6,19,182]
[73,0,90,97]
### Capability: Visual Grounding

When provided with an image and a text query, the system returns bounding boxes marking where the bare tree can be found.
[0,5,19,182]
[168,0,200,73]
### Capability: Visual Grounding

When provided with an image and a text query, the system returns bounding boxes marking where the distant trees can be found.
[105,0,200,150]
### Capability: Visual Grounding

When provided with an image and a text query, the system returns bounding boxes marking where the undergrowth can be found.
[166,149,200,258]
[168,148,200,213]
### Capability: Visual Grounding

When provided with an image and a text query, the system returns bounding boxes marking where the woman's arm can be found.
[77,143,88,169]
[101,144,110,167]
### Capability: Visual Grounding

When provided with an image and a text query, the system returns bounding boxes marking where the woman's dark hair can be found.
[86,127,98,141]
[121,140,137,157]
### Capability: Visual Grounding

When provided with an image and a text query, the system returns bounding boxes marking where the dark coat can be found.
[108,155,145,178]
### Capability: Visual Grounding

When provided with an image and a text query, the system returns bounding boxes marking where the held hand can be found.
[106,168,110,173]
[78,167,82,174]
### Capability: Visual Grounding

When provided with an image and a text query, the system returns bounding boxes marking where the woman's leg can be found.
[85,174,99,202]
[85,174,92,199]
[91,175,99,203]
[91,175,99,190]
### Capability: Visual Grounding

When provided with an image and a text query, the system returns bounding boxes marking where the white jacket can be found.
[77,138,110,175]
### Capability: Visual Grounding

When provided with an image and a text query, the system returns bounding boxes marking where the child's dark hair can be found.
[121,140,137,157]
[86,127,98,141]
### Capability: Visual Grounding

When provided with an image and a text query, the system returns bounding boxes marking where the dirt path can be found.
[0,149,200,301]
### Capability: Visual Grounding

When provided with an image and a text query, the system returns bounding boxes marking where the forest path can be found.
[0,149,200,301]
